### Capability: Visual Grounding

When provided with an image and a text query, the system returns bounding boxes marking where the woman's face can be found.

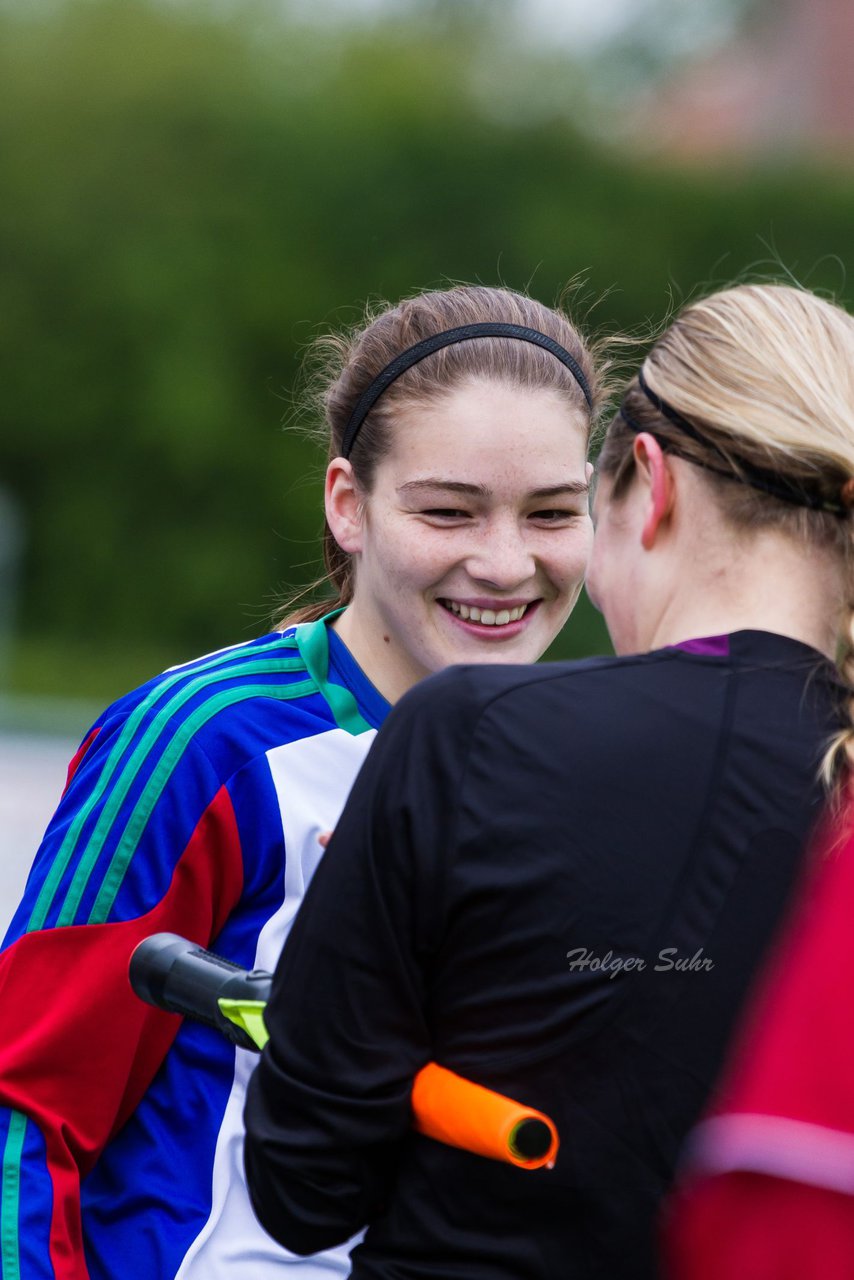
[586,471,644,656]
[337,377,593,701]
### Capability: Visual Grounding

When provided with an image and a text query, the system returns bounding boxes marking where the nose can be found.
[465,517,537,590]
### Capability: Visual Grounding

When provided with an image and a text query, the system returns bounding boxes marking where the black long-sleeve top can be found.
[244,631,844,1279]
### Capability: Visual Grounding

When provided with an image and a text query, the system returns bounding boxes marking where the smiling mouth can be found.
[439,600,534,627]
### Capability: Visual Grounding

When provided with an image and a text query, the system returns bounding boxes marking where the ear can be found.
[325,458,365,555]
[632,433,674,550]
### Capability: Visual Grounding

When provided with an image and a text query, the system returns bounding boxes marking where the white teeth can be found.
[443,601,528,626]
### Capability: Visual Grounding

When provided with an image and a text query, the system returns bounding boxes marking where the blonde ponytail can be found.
[598,282,854,791]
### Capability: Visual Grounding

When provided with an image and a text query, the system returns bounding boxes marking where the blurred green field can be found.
[2,0,852,707]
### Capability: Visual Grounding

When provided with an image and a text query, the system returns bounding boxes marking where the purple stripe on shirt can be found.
[671,634,731,657]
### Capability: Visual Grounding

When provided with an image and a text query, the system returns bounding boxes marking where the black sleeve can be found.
[243,671,474,1255]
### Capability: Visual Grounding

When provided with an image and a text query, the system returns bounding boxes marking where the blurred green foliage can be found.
[2,0,854,703]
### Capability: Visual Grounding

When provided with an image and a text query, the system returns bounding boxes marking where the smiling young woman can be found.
[326,377,593,701]
[281,285,605,699]
[0,284,608,1280]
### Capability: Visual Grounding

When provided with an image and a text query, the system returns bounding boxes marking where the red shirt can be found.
[666,810,854,1279]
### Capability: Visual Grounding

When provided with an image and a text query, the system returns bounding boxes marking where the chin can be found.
[478,635,548,666]
[468,649,524,667]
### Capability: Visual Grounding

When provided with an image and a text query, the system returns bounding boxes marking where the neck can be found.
[645,531,844,661]
[330,606,420,704]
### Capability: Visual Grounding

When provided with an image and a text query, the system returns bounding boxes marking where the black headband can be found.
[619,366,849,517]
[341,322,593,459]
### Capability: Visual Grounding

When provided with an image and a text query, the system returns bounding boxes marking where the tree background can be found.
[2,0,853,719]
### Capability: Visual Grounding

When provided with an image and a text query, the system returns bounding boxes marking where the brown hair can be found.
[597,282,854,783]
[276,284,608,626]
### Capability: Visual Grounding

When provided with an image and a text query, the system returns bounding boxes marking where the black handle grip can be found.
[129,932,273,1052]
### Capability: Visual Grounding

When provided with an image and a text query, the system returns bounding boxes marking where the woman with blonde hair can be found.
[245,282,854,1280]
[592,281,854,681]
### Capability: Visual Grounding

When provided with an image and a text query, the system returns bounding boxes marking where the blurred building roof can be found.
[640,0,854,163]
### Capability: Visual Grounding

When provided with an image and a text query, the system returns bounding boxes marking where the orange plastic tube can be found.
[410,1062,559,1170]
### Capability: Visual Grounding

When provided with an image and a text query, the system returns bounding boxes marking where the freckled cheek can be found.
[403,529,469,577]
[378,535,459,594]
[548,527,593,593]
[372,518,429,568]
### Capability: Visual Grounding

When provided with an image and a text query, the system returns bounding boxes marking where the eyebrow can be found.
[397,479,590,500]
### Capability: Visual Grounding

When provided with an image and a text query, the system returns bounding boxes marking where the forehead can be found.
[381,378,589,486]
